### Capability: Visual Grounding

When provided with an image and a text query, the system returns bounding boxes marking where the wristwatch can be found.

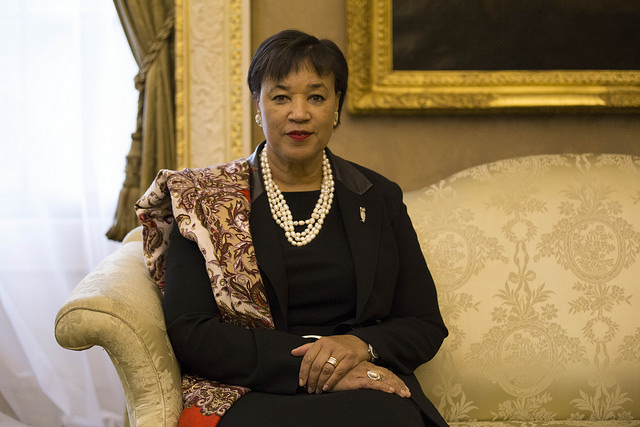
[367,343,380,363]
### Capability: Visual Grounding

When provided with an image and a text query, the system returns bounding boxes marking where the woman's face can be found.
[256,63,340,170]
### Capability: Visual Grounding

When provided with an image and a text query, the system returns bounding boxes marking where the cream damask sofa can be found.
[409,153,640,426]
[55,153,640,426]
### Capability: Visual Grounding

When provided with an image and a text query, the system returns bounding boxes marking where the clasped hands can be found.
[290,335,410,398]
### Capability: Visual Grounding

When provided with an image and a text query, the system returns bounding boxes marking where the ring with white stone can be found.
[367,370,382,381]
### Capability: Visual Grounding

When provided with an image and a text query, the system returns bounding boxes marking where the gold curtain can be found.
[107,0,176,241]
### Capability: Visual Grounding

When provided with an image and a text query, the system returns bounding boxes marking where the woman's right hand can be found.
[329,361,411,398]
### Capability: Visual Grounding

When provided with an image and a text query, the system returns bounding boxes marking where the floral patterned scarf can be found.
[135,159,274,426]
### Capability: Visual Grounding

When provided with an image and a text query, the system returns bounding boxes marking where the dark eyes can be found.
[271,94,326,103]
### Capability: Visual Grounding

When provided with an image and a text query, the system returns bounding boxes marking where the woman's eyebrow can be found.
[272,82,328,91]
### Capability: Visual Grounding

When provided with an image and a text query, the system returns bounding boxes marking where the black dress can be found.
[164,191,430,426]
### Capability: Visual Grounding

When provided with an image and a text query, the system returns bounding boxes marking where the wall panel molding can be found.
[176,0,251,168]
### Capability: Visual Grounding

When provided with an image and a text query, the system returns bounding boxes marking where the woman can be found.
[136,29,448,427]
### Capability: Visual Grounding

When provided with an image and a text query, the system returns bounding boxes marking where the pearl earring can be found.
[333,112,339,126]
[255,114,263,128]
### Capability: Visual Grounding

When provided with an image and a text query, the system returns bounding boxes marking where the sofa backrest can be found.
[405,153,640,423]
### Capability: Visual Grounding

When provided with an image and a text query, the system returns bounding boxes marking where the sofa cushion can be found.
[406,154,640,424]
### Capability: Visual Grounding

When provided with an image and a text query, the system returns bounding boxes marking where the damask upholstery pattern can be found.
[55,231,183,427]
[55,153,640,427]
[406,154,640,426]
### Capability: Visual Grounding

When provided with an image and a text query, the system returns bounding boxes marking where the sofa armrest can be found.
[55,239,182,427]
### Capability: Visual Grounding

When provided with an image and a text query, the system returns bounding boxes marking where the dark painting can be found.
[392,0,640,71]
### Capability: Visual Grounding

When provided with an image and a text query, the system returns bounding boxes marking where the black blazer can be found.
[163,143,448,426]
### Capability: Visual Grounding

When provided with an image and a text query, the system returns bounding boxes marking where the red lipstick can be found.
[287,130,311,141]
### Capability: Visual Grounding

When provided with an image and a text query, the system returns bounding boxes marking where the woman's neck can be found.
[271,169,322,192]
[266,153,324,192]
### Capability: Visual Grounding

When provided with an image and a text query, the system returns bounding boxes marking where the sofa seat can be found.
[406,153,640,426]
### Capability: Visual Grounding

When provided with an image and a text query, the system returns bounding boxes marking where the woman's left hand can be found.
[330,361,411,398]
[291,335,369,394]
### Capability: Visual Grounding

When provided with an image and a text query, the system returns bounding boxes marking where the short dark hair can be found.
[248,29,348,126]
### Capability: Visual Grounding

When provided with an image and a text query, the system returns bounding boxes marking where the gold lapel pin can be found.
[360,207,366,223]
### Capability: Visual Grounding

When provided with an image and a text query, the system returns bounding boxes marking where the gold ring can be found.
[326,356,338,367]
[367,370,381,381]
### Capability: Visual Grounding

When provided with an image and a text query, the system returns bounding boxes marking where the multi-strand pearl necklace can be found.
[260,148,334,246]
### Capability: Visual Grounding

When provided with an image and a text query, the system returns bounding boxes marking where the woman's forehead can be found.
[264,60,334,83]
[262,67,335,91]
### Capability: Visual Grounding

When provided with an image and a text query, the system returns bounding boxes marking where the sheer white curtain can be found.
[0,1,137,426]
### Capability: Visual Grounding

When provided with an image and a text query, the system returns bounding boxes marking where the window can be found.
[0,1,136,425]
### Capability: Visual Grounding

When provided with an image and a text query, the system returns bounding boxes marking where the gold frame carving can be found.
[346,0,640,114]
[175,0,188,168]
[176,0,249,169]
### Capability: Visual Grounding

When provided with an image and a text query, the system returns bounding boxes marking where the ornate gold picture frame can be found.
[346,0,640,113]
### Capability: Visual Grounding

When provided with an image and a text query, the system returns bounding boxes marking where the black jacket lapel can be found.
[330,155,381,320]
[334,182,381,320]
[247,149,290,327]
[250,194,290,326]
